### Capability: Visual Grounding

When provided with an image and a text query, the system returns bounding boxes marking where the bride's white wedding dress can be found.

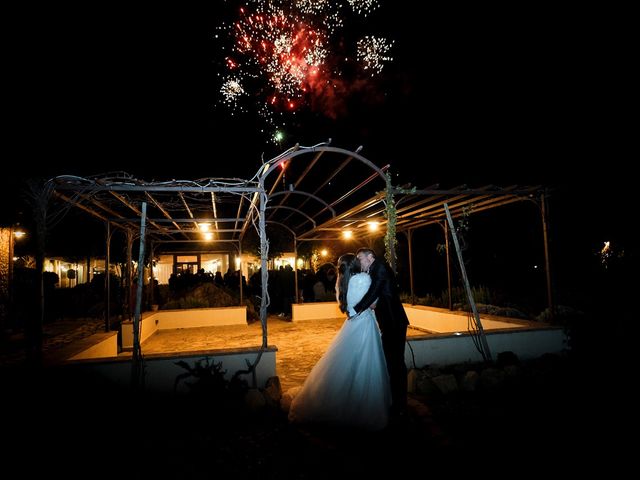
[288,272,391,431]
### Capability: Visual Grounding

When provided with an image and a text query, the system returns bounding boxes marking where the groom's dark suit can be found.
[354,259,409,414]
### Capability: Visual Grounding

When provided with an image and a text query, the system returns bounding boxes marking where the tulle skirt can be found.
[288,310,391,431]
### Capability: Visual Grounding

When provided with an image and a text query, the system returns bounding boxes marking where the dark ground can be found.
[2,332,632,478]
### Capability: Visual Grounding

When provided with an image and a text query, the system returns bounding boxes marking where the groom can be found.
[353,247,409,417]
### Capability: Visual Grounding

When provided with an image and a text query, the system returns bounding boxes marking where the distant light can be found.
[296,258,304,268]
[533,265,538,269]
[599,240,613,267]
[320,249,328,257]
[204,232,214,241]
[198,223,211,232]
[343,230,353,240]
[453,332,462,336]
[367,221,379,232]
[274,130,284,142]
[13,230,26,239]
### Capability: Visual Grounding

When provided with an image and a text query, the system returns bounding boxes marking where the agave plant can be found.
[174,357,227,395]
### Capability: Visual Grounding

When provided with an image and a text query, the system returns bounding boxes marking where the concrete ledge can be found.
[403,304,535,333]
[122,306,248,349]
[45,331,119,365]
[292,302,342,321]
[405,327,567,367]
[58,346,278,391]
[68,332,119,361]
[121,311,159,349]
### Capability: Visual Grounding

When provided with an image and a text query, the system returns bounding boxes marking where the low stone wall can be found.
[292,302,533,329]
[122,306,247,349]
[44,331,119,364]
[405,327,567,367]
[60,346,277,391]
[404,304,531,333]
[292,302,342,321]
[69,332,119,360]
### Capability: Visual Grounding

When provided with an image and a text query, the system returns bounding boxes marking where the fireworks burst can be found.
[347,0,380,17]
[220,77,246,110]
[234,11,327,106]
[357,36,394,75]
[216,0,391,139]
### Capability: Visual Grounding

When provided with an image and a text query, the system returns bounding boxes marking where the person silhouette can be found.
[288,253,391,430]
[353,248,409,418]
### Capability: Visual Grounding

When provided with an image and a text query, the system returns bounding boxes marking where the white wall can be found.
[61,347,277,391]
[405,327,567,367]
[121,307,248,349]
[404,304,532,333]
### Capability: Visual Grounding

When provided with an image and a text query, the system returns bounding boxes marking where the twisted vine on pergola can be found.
[47,140,552,379]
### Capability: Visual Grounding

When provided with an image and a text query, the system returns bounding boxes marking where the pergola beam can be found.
[109,191,167,234]
[294,166,389,231]
[267,149,325,220]
[108,217,245,223]
[54,192,129,231]
[145,192,189,239]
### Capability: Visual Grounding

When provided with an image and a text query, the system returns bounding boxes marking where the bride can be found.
[288,253,391,431]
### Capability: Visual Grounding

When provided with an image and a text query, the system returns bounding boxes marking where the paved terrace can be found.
[136,316,430,392]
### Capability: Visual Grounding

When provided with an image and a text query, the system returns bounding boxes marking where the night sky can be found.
[4,3,632,179]
[3,2,636,315]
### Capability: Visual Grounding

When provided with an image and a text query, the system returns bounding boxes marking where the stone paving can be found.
[0,317,106,366]
[1,315,427,389]
[139,315,429,392]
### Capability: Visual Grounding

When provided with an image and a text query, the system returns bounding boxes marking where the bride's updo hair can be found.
[336,253,361,313]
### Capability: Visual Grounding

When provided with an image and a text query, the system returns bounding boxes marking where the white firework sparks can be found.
[221,78,246,106]
[295,0,330,15]
[216,1,394,129]
[347,0,380,16]
[357,35,394,75]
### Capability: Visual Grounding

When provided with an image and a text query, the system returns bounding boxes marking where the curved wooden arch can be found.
[260,144,388,184]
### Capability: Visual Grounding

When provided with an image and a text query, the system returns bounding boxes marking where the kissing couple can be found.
[288,247,409,430]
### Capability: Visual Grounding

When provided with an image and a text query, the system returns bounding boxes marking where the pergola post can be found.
[125,229,133,321]
[405,229,415,305]
[132,201,147,389]
[238,241,243,305]
[104,221,111,332]
[148,241,155,307]
[86,256,91,284]
[444,203,492,362]
[540,192,554,320]
[258,187,269,350]
[445,220,452,311]
[293,235,299,303]
[385,179,398,275]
